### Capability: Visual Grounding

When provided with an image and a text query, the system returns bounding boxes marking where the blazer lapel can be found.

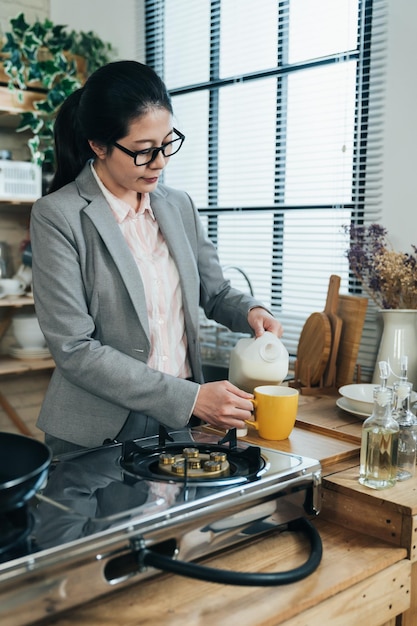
[76,167,150,337]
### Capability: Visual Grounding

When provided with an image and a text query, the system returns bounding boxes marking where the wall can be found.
[49,0,140,61]
[0,0,141,61]
[0,0,49,34]
[380,0,417,252]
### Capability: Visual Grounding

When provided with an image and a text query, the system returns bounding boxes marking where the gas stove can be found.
[0,428,322,625]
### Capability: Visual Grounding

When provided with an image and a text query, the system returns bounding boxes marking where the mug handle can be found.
[245,399,259,431]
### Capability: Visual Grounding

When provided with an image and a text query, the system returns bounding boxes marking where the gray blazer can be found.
[30,164,264,447]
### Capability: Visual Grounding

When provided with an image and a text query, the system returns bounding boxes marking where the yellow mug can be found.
[245,385,299,440]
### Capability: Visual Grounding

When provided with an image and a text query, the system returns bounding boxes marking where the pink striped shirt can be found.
[91,164,192,379]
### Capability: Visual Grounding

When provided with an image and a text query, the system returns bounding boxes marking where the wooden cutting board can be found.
[297,311,332,387]
[323,275,343,387]
[336,294,368,387]
[202,422,360,467]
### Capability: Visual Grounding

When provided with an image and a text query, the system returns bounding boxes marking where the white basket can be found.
[0,160,42,201]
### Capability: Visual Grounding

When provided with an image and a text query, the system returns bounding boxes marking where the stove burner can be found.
[158,448,230,478]
[120,427,265,485]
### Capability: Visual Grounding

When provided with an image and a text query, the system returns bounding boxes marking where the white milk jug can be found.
[228,331,289,393]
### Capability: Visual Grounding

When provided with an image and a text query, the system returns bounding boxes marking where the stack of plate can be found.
[338,383,417,418]
[9,345,51,360]
[337,384,376,418]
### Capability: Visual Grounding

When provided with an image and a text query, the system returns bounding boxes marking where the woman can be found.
[30,60,282,455]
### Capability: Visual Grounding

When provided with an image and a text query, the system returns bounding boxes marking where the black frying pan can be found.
[0,433,52,512]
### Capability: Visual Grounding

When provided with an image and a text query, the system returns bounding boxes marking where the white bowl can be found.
[0,278,25,298]
[12,313,46,350]
[338,384,376,414]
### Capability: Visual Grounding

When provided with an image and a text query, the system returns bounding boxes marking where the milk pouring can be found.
[228,332,289,393]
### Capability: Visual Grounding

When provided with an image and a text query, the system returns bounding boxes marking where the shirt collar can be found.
[90,161,154,223]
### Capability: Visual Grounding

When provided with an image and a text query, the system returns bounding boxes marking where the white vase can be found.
[372,309,417,387]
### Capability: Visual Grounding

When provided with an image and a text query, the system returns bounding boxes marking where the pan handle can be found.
[139,517,322,586]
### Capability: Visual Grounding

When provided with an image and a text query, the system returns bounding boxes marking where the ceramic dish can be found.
[9,345,51,360]
[336,397,371,419]
[338,383,376,414]
[339,383,417,415]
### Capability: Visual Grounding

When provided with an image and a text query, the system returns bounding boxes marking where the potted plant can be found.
[0,13,115,167]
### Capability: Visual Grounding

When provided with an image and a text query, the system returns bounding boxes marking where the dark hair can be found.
[49,61,173,193]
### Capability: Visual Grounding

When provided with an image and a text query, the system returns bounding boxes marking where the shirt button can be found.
[159,319,164,325]
[162,355,168,362]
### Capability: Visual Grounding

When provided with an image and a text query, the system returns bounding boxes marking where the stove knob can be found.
[210,452,227,463]
[182,447,199,458]
[159,453,175,465]
[204,460,222,473]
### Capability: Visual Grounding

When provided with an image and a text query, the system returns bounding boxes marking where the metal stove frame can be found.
[0,432,321,626]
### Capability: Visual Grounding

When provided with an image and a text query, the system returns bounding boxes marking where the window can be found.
[145,0,387,378]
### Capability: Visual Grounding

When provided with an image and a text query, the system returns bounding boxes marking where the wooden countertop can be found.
[37,518,409,626]
[30,394,412,626]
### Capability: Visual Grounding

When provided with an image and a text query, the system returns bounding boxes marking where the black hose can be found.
[140,517,322,586]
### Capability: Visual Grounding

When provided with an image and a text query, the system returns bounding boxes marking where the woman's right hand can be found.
[192,380,254,431]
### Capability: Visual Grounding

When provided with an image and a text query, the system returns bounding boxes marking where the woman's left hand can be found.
[247,307,283,338]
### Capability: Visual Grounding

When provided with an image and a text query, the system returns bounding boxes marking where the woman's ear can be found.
[88,140,108,160]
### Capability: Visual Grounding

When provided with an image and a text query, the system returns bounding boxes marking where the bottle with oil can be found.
[392,357,417,481]
[359,361,399,489]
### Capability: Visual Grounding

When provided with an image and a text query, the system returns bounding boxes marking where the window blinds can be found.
[145,0,388,379]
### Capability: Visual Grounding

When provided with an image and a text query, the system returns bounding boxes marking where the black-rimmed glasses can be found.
[113,128,185,166]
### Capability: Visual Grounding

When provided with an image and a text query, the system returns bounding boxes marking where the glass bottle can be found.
[359,361,399,489]
[392,367,417,481]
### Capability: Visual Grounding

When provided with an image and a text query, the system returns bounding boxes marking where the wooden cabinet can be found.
[0,76,51,434]
[0,294,54,436]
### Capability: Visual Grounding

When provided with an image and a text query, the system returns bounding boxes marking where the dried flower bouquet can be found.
[345,223,417,309]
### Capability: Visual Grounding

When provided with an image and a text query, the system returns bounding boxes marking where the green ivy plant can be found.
[1,13,115,166]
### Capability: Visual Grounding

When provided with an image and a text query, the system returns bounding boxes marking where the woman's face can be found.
[89,107,174,203]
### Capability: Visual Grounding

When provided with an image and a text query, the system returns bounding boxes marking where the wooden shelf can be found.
[0,294,34,308]
[0,200,33,207]
[0,295,54,374]
[0,355,54,376]
[0,293,54,433]
[0,84,44,116]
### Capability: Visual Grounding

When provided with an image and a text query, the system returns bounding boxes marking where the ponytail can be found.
[48,88,94,193]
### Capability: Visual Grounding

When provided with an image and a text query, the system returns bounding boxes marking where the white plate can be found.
[336,397,371,419]
[8,345,51,360]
